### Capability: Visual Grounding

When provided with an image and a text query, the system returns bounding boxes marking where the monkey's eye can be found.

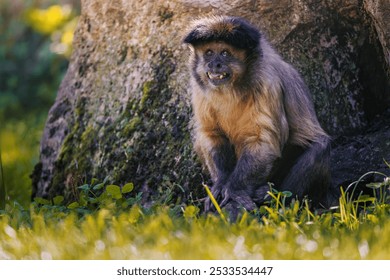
[221,50,230,57]
[205,50,214,56]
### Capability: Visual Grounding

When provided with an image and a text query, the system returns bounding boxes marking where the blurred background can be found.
[0,0,80,208]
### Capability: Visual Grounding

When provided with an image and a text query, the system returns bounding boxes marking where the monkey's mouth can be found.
[206,72,230,84]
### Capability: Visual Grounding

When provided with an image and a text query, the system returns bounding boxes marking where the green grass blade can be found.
[203,183,227,223]
[383,158,390,169]
[0,143,5,210]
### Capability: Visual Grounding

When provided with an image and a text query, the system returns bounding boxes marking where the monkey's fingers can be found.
[219,189,232,208]
[220,190,256,211]
[212,188,221,198]
[204,188,221,212]
[219,187,240,207]
[204,197,213,212]
[223,201,241,222]
[252,185,270,204]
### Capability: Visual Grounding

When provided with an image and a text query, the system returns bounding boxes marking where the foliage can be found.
[0,145,5,210]
[0,175,389,259]
[24,5,71,35]
[0,0,78,119]
[24,4,78,57]
[0,0,79,206]
[0,115,46,208]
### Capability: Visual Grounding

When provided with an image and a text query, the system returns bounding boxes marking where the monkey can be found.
[183,15,332,218]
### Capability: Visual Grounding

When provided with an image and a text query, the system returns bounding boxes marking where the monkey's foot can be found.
[252,185,271,205]
[220,189,257,212]
[223,201,244,222]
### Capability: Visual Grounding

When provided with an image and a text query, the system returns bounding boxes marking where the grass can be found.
[0,116,390,260]
[0,196,389,259]
[0,115,46,208]
[1,175,389,260]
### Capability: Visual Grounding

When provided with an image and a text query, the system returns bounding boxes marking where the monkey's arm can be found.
[220,141,277,210]
[203,133,236,184]
[195,130,237,211]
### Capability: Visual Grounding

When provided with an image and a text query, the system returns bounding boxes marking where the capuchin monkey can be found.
[183,16,331,217]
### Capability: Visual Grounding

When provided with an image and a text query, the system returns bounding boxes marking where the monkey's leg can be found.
[278,136,331,206]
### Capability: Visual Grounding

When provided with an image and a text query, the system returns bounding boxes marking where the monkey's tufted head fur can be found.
[183,16,261,51]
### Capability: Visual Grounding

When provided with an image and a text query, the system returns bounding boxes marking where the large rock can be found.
[364,0,390,76]
[32,0,390,202]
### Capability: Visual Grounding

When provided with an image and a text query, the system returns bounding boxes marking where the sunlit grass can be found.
[1,199,390,260]
[0,116,45,208]
[1,178,389,260]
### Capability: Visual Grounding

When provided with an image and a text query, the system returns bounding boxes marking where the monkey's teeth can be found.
[207,72,228,80]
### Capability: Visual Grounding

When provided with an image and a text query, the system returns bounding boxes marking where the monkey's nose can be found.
[207,61,223,70]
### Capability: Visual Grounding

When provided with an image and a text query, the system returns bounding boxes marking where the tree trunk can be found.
[32,0,390,202]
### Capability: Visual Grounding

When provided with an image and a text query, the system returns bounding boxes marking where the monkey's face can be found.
[193,42,247,88]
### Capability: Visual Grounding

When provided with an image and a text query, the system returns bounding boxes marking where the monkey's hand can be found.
[204,183,224,212]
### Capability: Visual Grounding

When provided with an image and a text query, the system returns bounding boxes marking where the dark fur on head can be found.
[183,16,261,51]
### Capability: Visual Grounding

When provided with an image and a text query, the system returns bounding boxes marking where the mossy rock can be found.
[32,0,389,204]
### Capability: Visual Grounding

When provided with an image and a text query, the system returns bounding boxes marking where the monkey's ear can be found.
[229,18,261,50]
